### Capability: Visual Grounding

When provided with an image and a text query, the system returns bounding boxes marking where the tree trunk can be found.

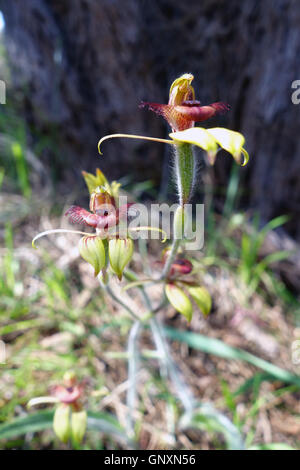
[1,0,300,240]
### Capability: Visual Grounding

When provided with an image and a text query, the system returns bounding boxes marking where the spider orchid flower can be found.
[98,73,249,166]
[32,169,166,280]
[27,372,87,444]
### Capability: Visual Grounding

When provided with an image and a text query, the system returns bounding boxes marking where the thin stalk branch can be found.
[150,317,195,413]
[159,238,180,280]
[126,321,142,438]
[103,283,140,322]
[138,238,152,277]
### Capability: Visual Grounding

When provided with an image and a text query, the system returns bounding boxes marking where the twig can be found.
[103,283,140,322]
[150,317,195,413]
[126,321,142,438]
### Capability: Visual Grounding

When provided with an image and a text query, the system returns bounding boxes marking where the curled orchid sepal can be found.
[27,396,59,408]
[98,133,175,155]
[32,229,92,249]
[128,226,167,243]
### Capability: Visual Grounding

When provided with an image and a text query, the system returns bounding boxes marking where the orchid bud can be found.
[169,73,195,106]
[188,286,212,317]
[89,187,115,214]
[53,404,71,444]
[71,409,87,445]
[108,238,134,280]
[63,371,77,388]
[78,236,106,277]
[165,283,193,322]
[170,258,193,276]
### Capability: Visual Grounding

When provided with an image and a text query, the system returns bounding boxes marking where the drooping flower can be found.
[159,251,212,322]
[27,371,87,445]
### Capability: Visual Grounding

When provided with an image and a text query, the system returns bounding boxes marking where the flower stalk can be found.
[174,142,195,206]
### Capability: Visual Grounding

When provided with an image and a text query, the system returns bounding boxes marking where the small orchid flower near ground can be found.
[28,371,87,445]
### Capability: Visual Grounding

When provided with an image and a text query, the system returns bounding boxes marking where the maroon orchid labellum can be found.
[169,258,193,277]
[158,249,193,279]
[65,187,127,233]
[140,100,230,132]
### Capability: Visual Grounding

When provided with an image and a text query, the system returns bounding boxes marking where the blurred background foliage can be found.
[0,0,300,450]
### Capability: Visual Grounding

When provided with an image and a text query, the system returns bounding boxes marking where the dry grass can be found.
[1,191,300,450]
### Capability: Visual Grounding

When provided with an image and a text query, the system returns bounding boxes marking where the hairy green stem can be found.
[159,142,195,280]
[174,143,195,206]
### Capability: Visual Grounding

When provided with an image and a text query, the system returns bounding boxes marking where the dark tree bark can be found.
[1,0,300,241]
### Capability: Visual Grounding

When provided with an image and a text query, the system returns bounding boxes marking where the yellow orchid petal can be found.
[82,168,108,194]
[188,286,212,316]
[32,229,92,249]
[169,73,195,106]
[169,127,218,164]
[165,284,193,322]
[206,127,249,166]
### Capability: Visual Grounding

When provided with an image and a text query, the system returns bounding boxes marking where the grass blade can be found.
[0,410,54,440]
[164,327,300,387]
[180,403,244,450]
